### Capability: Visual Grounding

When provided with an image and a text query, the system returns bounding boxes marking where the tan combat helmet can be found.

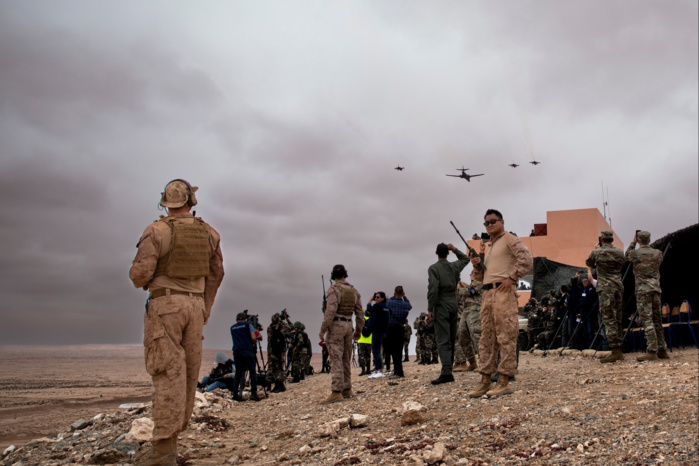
[159,179,198,208]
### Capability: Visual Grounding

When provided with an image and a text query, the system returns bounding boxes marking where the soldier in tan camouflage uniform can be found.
[130,180,224,465]
[318,265,364,403]
[469,209,532,398]
[586,230,626,363]
[626,231,669,361]
[453,271,483,372]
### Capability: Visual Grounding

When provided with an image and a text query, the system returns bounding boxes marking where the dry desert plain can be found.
[0,345,697,465]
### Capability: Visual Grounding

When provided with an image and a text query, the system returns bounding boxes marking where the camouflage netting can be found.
[651,223,699,310]
[531,257,586,301]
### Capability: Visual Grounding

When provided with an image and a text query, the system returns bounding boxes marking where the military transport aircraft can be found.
[394,166,405,171]
[508,163,519,168]
[529,160,541,165]
[446,167,484,182]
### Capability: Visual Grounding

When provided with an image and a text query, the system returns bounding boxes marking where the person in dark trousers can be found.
[385,286,413,379]
[230,312,260,401]
[427,243,470,385]
[366,291,390,379]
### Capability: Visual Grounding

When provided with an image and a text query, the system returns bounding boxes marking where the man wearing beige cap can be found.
[130,179,224,465]
[586,230,625,363]
[626,230,669,361]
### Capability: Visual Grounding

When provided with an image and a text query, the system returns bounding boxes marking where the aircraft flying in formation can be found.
[508,163,519,168]
[446,167,484,182]
[529,161,541,165]
[394,166,405,171]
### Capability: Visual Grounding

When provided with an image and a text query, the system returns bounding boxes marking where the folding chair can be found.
[668,302,698,349]
[678,300,698,348]
[661,304,673,352]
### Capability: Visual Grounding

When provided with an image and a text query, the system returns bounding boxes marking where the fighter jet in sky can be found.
[529,161,541,165]
[446,167,484,182]
[394,166,405,171]
[508,163,519,168]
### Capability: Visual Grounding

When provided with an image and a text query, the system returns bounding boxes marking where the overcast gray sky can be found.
[1,1,696,351]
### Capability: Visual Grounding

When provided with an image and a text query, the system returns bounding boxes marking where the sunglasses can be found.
[483,219,501,226]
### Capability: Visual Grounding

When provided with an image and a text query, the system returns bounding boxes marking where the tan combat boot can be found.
[637,351,658,361]
[657,349,670,359]
[486,376,514,397]
[465,357,478,372]
[600,347,624,363]
[137,437,177,466]
[468,374,492,398]
[452,362,468,372]
[341,388,355,399]
[321,391,344,404]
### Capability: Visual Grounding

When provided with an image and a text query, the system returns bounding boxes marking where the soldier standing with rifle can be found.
[468,209,532,398]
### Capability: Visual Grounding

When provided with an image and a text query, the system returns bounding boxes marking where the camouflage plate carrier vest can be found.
[154,217,212,279]
[334,283,358,316]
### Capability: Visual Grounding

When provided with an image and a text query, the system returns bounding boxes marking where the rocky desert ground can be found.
[1,345,697,465]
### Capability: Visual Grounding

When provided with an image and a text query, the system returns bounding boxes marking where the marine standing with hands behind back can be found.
[319,265,365,404]
[129,179,224,466]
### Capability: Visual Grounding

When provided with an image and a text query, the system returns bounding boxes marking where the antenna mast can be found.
[601,181,607,220]
[607,186,611,228]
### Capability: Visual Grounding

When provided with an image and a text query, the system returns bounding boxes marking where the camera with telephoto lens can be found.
[242,309,263,332]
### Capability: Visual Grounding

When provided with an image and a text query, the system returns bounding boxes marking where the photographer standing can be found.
[586,231,625,363]
[626,230,669,361]
[318,265,364,404]
[385,286,412,379]
[230,312,261,401]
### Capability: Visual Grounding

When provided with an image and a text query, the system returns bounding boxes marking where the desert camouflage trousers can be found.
[358,342,372,368]
[637,290,667,352]
[478,288,518,377]
[326,321,354,392]
[267,351,285,384]
[454,304,481,364]
[404,340,410,359]
[599,284,624,348]
[143,294,204,441]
